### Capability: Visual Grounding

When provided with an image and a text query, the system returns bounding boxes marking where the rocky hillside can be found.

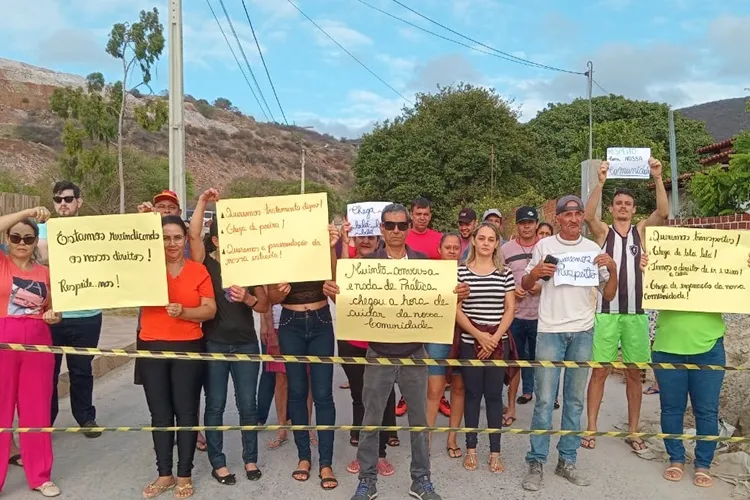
[678,97,750,142]
[0,58,356,200]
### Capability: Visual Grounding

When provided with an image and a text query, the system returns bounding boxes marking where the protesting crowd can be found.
[0,155,746,500]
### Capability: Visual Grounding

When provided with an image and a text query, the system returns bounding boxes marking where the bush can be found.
[194,100,215,119]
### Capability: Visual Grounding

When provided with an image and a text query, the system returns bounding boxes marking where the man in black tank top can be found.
[582,158,669,452]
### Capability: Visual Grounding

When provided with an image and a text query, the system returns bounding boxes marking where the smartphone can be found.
[542,255,559,281]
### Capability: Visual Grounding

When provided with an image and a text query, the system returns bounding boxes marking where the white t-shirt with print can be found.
[525,234,610,334]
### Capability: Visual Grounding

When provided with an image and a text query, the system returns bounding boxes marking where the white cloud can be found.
[36,29,115,68]
[313,20,373,48]
[408,54,484,91]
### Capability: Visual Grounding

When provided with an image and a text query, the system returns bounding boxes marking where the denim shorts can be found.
[425,343,451,376]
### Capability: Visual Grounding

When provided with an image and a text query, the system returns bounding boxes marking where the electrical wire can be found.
[241,0,289,125]
[388,0,584,75]
[217,0,276,122]
[593,79,610,95]
[355,0,546,69]
[205,0,269,121]
[286,0,411,104]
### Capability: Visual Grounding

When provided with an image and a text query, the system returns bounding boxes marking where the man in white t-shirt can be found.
[520,195,617,492]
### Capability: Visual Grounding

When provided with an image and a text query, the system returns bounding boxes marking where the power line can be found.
[593,79,610,95]
[217,0,276,121]
[388,0,584,75]
[286,0,411,104]
[205,0,269,121]
[241,0,288,125]
[355,0,546,70]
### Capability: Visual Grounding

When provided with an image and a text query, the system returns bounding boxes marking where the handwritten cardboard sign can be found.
[216,193,332,286]
[643,227,750,313]
[347,202,391,237]
[335,259,457,344]
[606,147,651,179]
[47,213,168,312]
[553,251,600,287]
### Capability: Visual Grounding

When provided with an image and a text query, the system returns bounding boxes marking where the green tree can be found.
[526,95,713,202]
[213,97,232,110]
[690,131,750,216]
[353,83,546,229]
[106,7,166,213]
[227,178,346,220]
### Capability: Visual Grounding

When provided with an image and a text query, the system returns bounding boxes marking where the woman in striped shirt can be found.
[456,222,517,473]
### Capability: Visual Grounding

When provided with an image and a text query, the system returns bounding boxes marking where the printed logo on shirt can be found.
[629,244,640,257]
[9,277,47,316]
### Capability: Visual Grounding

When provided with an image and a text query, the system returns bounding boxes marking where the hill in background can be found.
[0,58,356,204]
[678,96,749,142]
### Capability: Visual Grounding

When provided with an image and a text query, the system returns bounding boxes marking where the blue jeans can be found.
[511,318,537,396]
[278,306,336,468]
[257,341,276,424]
[204,341,260,469]
[526,330,593,465]
[652,338,725,470]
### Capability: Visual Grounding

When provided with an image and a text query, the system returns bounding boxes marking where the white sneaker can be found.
[35,481,61,497]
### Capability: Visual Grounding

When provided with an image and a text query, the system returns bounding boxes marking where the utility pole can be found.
[668,109,680,218]
[490,144,495,198]
[586,61,593,161]
[168,0,186,208]
[300,147,306,194]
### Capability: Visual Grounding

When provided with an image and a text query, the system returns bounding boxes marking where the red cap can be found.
[153,190,180,207]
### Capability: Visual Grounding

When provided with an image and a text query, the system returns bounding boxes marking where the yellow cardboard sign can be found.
[335,259,458,344]
[47,213,168,312]
[216,193,332,286]
[643,227,750,313]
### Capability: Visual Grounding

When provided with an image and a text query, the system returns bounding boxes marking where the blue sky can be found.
[2,0,749,138]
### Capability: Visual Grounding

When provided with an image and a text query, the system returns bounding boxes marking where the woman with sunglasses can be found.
[0,206,62,498]
[427,232,465,458]
[267,225,340,490]
[455,222,517,473]
[336,222,398,478]
[139,216,216,499]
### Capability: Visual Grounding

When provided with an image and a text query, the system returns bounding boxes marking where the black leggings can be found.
[139,339,205,478]
[338,341,396,458]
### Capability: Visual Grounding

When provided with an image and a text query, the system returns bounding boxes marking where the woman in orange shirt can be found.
[139,216,217,499]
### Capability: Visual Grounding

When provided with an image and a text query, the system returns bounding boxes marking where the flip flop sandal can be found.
[446,447,463,459]
[387,436,400,447]
[625,437,648,452]
[377,460,395,476]
[8,454,22,467]
[693,471,713,488]
[174,482,194,499]
[580,437,596,450]
[502,416,516,427]
[350,436,359,446]
[516,395,532,404]
[266,436,288,449]
[489,454,505,473]
[142,481,175,499]
[663,466,684,482]
[463,451,478,471]
[346,460,360,474]
[292,462,311,482]
[643,386,660,395]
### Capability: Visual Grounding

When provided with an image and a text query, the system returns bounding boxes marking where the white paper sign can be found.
[606,147,651,179]
[553,251,600,287]
[347,202,391,237]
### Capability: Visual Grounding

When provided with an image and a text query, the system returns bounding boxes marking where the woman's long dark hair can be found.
[203,216,218,254]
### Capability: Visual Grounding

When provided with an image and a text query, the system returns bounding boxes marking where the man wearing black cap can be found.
[501,206,542,424]
[457,207,477,258]
[520,195,617,492]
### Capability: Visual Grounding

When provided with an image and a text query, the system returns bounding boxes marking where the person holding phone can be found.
[520,195,617,492]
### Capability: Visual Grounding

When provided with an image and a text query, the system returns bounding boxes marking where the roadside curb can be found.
[56,341,136,398]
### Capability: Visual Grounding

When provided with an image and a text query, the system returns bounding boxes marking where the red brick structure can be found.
[666,213,750,230]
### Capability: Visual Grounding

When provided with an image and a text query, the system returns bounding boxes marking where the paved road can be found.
[4,363,727,499]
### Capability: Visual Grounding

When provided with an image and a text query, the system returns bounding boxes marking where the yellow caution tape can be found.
[0,343,740,370]
[0,425,741,442]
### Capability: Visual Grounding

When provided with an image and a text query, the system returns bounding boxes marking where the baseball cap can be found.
[153,189,180,207]
[515,206,539,223]
[482,208,502,220]
[556,195,584,215]
[458,207,477,223]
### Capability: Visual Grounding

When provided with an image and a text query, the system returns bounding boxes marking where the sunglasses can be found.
[382,221,409,231]
[9,234,36,245]
[53,196,76,204]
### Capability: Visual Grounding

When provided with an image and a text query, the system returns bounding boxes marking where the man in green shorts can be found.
[581,156,669,451]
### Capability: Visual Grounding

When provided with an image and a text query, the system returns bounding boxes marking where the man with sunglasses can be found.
[325,203,469,500]
[36,181,105,438]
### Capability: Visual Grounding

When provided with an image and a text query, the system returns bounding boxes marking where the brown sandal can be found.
[463,450,478,471]
[174,481,194,499]
[489,453,505,473]
[142,480,175,499]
